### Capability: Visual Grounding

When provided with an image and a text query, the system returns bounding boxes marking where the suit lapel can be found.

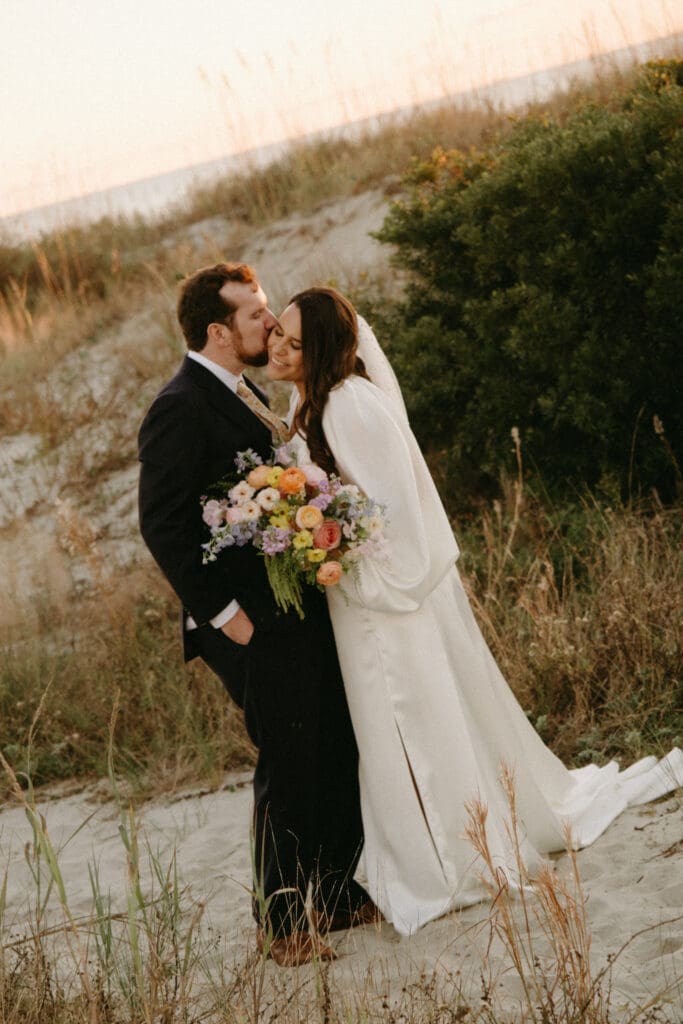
[242,374,270,406]
[180,356,272,441]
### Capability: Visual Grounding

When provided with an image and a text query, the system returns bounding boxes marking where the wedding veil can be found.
[357,315,409,423]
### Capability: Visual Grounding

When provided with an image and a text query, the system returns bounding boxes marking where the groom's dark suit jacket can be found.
[138,355,365,932]
[138,356,319,670]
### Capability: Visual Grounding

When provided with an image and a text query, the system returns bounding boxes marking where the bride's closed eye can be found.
[271,327,301,350]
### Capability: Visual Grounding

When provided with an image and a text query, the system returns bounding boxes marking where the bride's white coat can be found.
[288,370,683,937]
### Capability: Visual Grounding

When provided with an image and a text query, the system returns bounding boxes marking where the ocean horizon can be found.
[2,33,679,243]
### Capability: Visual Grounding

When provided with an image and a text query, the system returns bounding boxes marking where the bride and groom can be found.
[138,262,683,965]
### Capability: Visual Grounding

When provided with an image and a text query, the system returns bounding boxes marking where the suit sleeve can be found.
[138,389,238,625]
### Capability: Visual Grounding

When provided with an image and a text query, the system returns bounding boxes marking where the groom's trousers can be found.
[191,595,367,937]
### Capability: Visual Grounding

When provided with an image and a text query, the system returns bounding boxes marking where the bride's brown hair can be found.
[289,287,368,476]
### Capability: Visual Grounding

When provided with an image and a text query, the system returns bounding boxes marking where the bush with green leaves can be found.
[376,60,683,500]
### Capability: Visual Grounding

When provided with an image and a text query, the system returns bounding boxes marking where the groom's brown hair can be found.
[177,262,258,350]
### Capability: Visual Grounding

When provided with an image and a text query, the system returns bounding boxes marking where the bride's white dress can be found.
[286,368,683,937]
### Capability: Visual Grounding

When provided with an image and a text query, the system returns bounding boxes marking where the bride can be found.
[266,286,683,937]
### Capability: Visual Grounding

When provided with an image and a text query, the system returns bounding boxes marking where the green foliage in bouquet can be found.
[375,60,683,500]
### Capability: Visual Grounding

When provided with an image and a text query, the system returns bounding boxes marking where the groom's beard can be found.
[243,349,268,367]
[233,328,268,368]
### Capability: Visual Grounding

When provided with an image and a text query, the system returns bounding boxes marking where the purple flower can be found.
[261,526,292,555]
[232,520,259,547]
[234,448,263,473]
[310,493,333,511]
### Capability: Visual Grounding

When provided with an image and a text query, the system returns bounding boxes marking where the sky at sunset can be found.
[2,0,681,218]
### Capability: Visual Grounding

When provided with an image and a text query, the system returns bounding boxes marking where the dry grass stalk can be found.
[464,771,604,1023]
[463,765,683,1024]
[0,750,100,1023]
[0,698,214,1023]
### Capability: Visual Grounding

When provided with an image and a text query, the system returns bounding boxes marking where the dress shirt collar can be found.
[187,349,242,393]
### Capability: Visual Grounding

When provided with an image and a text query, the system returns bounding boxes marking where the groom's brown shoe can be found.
[310,898,384,934]
[256,928,337,967]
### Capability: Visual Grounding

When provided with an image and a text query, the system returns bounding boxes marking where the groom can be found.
[138,262,372,965]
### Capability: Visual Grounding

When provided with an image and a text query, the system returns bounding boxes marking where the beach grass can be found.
[0,471,680,801]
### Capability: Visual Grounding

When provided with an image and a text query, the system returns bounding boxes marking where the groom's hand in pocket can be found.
[220,607,254,646]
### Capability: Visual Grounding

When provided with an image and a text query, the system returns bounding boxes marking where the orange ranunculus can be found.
[316,561,343,586]
[247,464,271,489]
[295,504,324,530]
[278,467,307,495]
[312,519,342,550]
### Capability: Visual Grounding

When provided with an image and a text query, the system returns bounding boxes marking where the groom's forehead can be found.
[237,284,268,313]
[220,279,266,311]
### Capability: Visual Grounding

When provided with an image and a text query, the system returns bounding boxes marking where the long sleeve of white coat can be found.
[322,376,459,614]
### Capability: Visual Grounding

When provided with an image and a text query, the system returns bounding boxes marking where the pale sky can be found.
[2,0,681,217]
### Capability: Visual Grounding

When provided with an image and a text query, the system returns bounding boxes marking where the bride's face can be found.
[266,303,304,384]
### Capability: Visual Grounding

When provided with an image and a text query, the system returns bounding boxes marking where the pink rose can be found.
[316,561,343,586]
[225,506,244,524]
[312,519,342,551]
[300,463,328,487]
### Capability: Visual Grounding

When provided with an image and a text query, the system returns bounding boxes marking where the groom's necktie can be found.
[236,379,288,442]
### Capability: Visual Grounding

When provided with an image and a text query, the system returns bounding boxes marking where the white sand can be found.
[1,774,681,1019]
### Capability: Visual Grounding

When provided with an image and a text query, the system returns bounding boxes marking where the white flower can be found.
[366,515,384,536]
[202,499,225,528]
[256,487,281,512]
[228,480,256,505]
[342,521,358,540]
[338,484,361,499]
[240,500,261,520]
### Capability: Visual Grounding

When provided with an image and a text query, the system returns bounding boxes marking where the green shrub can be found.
[376,60,683,500]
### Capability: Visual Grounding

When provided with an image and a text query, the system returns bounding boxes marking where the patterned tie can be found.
[236,379,288,442]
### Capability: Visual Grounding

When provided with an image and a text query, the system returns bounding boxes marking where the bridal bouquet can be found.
[200,447,387,618]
